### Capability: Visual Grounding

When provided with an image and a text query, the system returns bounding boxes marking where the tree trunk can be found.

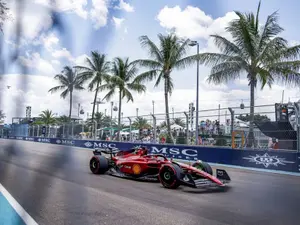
[164,76,174,143]
[247,78,255,148]
[67,90,73,139]
[91,82,100,135]
[117,90,122,141]
[69,90,73,119]
[91,82,100,122]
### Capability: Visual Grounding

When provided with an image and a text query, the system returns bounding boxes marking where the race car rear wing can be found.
[93,147,120,156]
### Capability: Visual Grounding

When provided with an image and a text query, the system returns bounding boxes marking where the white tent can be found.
[171,124,183,130]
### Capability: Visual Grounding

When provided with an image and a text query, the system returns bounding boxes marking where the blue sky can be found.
[1,0,300,123]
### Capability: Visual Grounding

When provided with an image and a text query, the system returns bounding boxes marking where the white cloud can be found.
[19,52,56,76]
[39,32,59,51]
[157,5,238,40]
[117,0,134,13]
[112,16,125,28]
[90,0,109,29]
[0,74,89,123]
[52,48,74,61]
[73,54,89,67]
[1,73,298,124]
[51,60,61,66]
[35,0,88,19]
[3,1,53,41]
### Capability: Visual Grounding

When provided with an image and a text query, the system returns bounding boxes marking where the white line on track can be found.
[0,183,38,225]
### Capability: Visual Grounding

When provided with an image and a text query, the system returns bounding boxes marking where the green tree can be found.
[99,57,146,141]
[87,112,116,128]
[236,114,271,123]
[48,66,85,119]
[198,2,300,146]
[159,121,167,128]
[0,110,5,122]
[75,51,111,122]
[134,33,198,143]
[56,115,70,124]
[38,110,56,125]
[172,117,185,127]
[132,117,151,129]
[0,1,10,32]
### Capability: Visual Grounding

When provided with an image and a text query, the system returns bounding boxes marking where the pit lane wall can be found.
[3,136,300,173]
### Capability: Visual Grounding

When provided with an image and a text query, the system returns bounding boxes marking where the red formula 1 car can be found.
[89,146,231,189]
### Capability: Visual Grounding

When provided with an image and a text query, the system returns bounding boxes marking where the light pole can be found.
[91,98,105,114]
[152,100,155,115]
[110,102,113,138]
[189,40,200,145]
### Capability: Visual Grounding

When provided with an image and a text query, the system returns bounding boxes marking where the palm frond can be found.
[173,54,198,70]
[48,85,66,93]
[122,88,134,102]
[133,70,159,83]
[126,82,146,94]
[226,12,257,59]
[102,89,115,101]
[207,61,245,84]
[154,72,164,87]
[60,89,69,99]
[258,11,283,51]
[139,35,163,62]
[132,59,162,70]
[210,35,244,57]
[54,74,69,85]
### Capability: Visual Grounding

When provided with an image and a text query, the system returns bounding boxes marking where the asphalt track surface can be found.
[0,139,300,225]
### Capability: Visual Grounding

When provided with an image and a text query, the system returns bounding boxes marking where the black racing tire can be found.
[90,155,109,174]
[192,161,213,175]
[158,164,182,189]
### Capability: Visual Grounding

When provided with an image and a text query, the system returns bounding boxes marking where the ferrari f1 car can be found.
[89,146,231,189]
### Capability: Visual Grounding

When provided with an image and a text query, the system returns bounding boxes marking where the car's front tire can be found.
[90,155,109,174]
[158,164,182,189]
[192,160,213,175]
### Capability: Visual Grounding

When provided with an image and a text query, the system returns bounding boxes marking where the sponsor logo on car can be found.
[243,153,294,168]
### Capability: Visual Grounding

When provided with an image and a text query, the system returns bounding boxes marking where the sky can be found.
[1,0,300,124]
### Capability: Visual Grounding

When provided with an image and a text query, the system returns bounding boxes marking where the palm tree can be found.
[132,117,151,129]
[172,118,185,127]
[197,1,300,147]
[0,110,5,121]
[57,115,70,124]
[134,33,198,143]
[75,51,111,122]
[39,110,56,125]
[87,112,115,128]
[99,57,146,141]
[159,121,167,129]
[48,66,85,119]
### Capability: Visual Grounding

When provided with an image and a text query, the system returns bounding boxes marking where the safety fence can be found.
[2,135,300,173]
[3,103,297,151]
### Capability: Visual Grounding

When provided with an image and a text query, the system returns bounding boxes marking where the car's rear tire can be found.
[90,155,109,174]
[192,161,213,175]
[158,164,182,189]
